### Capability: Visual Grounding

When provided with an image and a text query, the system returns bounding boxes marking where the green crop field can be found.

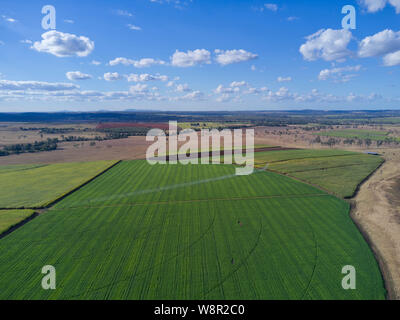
[0,210,36,234]
[0,160,119,209]
[314,129,393,141]
[0,161,385,300]
[255,150,383,198]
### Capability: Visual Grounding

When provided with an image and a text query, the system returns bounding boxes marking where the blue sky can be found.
[0,0,400,111]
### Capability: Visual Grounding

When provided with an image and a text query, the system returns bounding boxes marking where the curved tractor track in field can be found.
[61,206,218,299]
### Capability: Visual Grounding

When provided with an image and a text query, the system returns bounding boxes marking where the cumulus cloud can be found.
[115,9,133,17]
[127,24,142,31]
[66,71,92,81]
[277,76,292,82]
[358,29,400,65]
[215,49,258,65]
[130,83,148,93]
[171,90,205,101]
[318,65,361,82]
[214,85,239,94]
[230,81,248,87]
[383,50,400,66]
[126,73,168,82]
[358,0,400,13]
[171,49,211,67]
[32,31,94,57]
[175,83,192,92]
[0,79,79,91]
[264,3,278,11]
[104,72,123,81]
[109,57,166,68]
[300,29,352,62]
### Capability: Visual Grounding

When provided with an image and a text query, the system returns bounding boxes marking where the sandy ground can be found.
[351,148,400,299]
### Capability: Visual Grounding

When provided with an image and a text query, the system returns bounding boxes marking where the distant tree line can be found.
[0,138,58,156]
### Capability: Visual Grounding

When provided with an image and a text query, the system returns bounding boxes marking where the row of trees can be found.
[0,138,59,156]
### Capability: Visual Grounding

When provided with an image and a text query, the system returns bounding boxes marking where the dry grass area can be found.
[351,148,400,299]
[0,122,103,147]
[254,125,400,151]
[0,136,152,165]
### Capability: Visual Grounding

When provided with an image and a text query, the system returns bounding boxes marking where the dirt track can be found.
[351,149,400,299]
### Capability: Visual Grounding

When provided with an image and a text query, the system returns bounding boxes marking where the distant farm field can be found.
[0,210,35,234]
[0,160,119,208]
[255,150,383,198]
[314,129,392,141]
[0,161,385,300]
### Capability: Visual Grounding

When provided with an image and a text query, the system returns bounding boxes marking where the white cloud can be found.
[126,73,168,82]
[66,71,92,81]
[0,79,79,91]
[91,60,101,65]
[359,0,400,13]
[20,39,32,44]
[127,24,142,31]
[175,83,192,92]
[64,19,75,24]
[383,50,400,66]
[2,15,17,23]
[277,76,292,82]
[287,16,299,21]
[230,81,248,88]
[214,85,239,94]
[130,83,148,93]
[251,65,257,71]
[358,29,400,65]
[264,3,278,11]
[109,57,166,68]
[115,9,133,17]
[171,49,211,67]
[149,0,192,9]
[318,65,361,82]
[104,72,123,81]
[32,31,94,57]
[215,49,258,65]
[300,29,352,62]
[171,90,205,101]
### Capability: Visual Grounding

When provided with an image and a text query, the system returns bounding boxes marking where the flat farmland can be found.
[0,160,119,208]
[0,210,36,234]
[255,150,384,198]
[52,161,323,209]
[0,161,385,299]
[314,129,393,141]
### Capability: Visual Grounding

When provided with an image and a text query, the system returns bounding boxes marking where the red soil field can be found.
[96,122,171,130]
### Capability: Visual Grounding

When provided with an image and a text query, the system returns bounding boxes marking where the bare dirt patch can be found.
[351,148,400,299]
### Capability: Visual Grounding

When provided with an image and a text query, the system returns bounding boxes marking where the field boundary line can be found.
[280,162,379,174]
[0,211,39,240]
[49,193,329,211]
[265,169,338,197]
[0,160,122,211]
[345,159,385,200]
[255,153,362,165]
